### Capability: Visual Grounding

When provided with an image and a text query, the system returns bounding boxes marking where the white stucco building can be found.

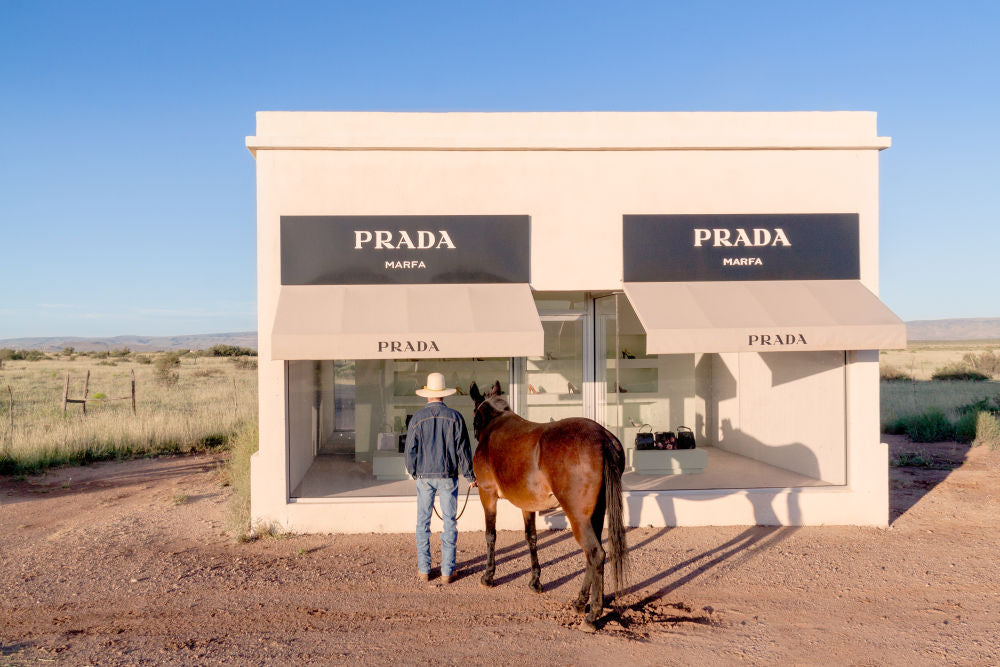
[246,111,905,533]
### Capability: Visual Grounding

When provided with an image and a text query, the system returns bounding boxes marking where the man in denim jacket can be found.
[405,372,476,584]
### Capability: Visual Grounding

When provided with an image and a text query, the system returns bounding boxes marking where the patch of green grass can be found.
[172,492,189,505]
[885,409,954,442]
[881,380,1000,426]
[891,450,953,469]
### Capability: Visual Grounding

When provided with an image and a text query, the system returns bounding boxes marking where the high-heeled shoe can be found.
[616,382,628,393]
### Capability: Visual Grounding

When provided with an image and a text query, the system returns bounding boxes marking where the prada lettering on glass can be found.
[623,214,860,282]
[281,215,530,285]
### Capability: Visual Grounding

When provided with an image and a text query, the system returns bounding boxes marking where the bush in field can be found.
[886,408,954,442]
[134,354,153,365]
[953,411,979,443]
[210,345,257,358]
[0,348,46,361]
[110,347,131,357]
[962,350,1000,379]
[973,412,1000,450]
[931,364,989,381]
[225,422,259,539]
[154,352,182,385]
[231,357,258,370]
[62,346,75,355]
[956,397,1000,417]
[880,365,912,382]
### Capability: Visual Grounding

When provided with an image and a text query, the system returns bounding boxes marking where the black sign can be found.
[281,215,530,285]
[623,214,859,282]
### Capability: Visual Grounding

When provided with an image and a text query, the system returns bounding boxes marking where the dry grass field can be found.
[880,339,1000,380]
[0,353,257,474]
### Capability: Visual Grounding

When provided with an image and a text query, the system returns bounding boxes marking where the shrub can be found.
[210,345,257,358]
[880,365,912,382]
[110,347,131,357]
[231,357,258,370]
[1,348,46,361]
[890,408,954,442]
[154,352,182,385]
[962,350,1000,379]
[953,411,979,443]
[931,364,989,381]
[973,412,1000,451]
[134,354,153,365]
[226,422,259,539]
[956,397,1000,416]
[62,346,75,355]
[891,450,934,468]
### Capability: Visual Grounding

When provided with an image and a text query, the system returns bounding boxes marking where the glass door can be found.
[518,315,586,423]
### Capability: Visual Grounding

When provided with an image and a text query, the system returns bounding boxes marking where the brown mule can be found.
[470,381,629,631]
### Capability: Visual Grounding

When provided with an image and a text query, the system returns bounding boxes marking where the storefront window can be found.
[289,358,510,498]
[598,293,848,491]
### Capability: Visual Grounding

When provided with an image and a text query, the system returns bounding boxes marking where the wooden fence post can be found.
[6,384,11,430]
[62,372,70,413]
[131,369,136,415]
[82,370,90,416]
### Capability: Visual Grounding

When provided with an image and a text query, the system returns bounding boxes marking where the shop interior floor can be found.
[291,445,837,499]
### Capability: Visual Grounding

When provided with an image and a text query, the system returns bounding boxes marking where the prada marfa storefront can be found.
[247,111,905,533]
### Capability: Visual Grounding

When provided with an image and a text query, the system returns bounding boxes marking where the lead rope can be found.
[433,483,474,521]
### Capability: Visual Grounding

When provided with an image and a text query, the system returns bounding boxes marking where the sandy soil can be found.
[2,438,998,665]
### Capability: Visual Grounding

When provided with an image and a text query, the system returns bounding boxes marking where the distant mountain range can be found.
[0,332,257,352]
[1,318,998,351]
[905,318,1000,342]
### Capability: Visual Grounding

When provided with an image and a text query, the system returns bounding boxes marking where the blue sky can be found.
[1,1,997,338]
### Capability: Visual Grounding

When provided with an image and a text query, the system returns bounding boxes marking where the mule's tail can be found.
[603,433,630,596]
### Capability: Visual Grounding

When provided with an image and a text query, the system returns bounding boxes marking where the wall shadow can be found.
[886,436,971,524]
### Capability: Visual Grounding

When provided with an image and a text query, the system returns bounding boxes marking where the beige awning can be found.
[624,280,906,354]
[271,283,544,360]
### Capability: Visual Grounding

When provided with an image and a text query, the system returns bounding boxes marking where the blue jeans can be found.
[415,478,458,576]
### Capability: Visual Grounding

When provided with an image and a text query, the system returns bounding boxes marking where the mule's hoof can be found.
[479,576,495,588]
[572,601,587,615]
[529,579,543,594]
[579,619,597,633]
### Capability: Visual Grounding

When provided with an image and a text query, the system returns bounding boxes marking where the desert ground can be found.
[2,435,998,665]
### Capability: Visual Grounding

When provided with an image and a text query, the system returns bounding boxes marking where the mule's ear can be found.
[469,382,483,404]
[491,380,503,396]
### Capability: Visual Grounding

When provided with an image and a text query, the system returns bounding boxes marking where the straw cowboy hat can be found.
[415,372,457,398]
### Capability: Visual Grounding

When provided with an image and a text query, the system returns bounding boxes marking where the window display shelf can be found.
[525,393,584,406]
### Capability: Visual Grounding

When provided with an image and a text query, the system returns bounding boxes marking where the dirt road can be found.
[2,438,998,665]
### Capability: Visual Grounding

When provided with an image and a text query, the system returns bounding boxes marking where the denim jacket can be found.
[404,401,475,481]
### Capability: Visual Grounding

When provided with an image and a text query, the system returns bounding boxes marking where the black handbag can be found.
[634,424,654,450]
[654,431,676,450]
[676,426,696,449]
